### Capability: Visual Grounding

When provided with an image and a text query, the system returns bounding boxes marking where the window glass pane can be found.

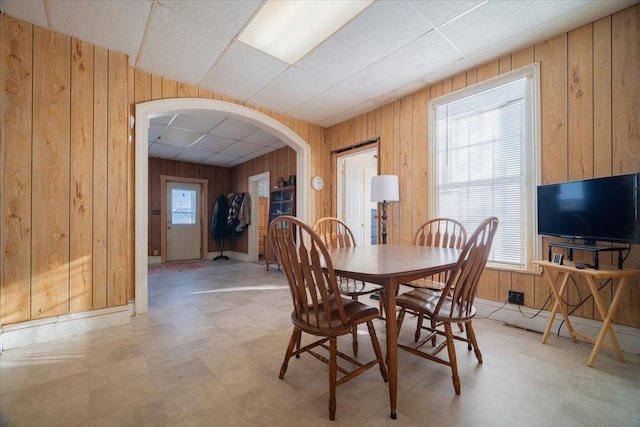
[431,70,538,269]
[172,189,196,224]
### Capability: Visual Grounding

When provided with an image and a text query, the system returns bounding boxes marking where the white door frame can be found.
[248,171,270,263]
[135,98,311,315]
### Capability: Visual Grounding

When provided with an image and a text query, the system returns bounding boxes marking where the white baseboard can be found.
[0,303,134,351]
[148,256,162,265]
[474,297,640,354]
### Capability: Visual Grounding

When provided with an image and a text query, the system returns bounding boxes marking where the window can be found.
[171,189,197,224]
[429,64,540,270]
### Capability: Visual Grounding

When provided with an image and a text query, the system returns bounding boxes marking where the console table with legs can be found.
[533,260,639,367]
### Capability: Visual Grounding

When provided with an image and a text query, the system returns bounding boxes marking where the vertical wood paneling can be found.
[477,60,499,82]
[70,39,94,312]
[411,88,429,234]
[1,17,33,324]
[568,24,594,181]
[399,96,413,244]
[92,45,108,309]
[151,74,162,100]
[162,77,177,98]
[611,6,640,327]
[106,51,128,306]
[593,16,612,178]
[512,46,534,70]
[127,66,135,302]
[178,82,197,98]
[32,26,71,318]
[536,34,568,184]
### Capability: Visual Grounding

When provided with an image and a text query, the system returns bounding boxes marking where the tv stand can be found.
[547,242,629,270]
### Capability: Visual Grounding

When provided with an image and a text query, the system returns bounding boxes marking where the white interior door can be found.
[343,158,366,246]
[166,182,201,261]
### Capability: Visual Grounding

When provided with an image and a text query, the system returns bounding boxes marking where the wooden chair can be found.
[405,218,467,342]
[313,217,385,357]
[270,216,388,420]
[396,217,498,395]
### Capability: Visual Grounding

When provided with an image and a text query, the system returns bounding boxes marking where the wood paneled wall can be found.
[147,157,230,256]
[324,5,640,327]
[1,16,129,324]
[1,14,323,325]
[228,146,298,253]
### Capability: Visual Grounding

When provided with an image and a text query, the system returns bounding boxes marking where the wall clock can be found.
[312,176,324,191]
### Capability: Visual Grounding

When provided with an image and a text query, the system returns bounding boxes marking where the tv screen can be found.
[537,173,640,245]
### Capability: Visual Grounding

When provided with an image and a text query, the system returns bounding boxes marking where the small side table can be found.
[533,260,639,367]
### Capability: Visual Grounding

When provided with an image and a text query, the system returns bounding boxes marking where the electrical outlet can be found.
[508,290,525,305]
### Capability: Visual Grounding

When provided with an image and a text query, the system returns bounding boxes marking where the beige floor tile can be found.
[1,260,639,426]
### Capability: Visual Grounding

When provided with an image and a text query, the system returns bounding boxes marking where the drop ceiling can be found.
[1,0,635,167]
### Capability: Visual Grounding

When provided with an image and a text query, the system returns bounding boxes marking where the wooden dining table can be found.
[325,244,461,419]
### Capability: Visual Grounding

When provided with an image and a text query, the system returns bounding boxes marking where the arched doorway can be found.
[135,98,311,315]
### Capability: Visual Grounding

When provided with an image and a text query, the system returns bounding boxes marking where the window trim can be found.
[428,63,541,272]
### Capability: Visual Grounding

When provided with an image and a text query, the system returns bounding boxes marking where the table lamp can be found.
[370,175,399,244]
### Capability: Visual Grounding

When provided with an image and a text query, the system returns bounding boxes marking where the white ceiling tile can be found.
[294,1,433,85]
[210,118,260,140]
[242,130,282,147]
[219,141,265,157]
[226,157,250,167]
[287,87,368,124]
[48,0,152,66]
[1,0,49,28]
[150,115,175,126]
[158,0,261,38]
[170,113,225,133]
[338,31,462,99]
[440,1,586,56]
[411,0,486,27]
[149,143,184,158]
[247,67,332,113]
[421,57,476,85]
[148,123,165,142]
[199,40,289,101]
[157,127,203,148]
[137,4,231,85]
[205,153,238,166]
[176,150,213,163]
[191,134,236,152]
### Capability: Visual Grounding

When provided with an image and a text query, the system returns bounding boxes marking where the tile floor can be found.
[1,260,639,426]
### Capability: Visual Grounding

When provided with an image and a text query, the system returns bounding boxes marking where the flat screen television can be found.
[537,173,640,245]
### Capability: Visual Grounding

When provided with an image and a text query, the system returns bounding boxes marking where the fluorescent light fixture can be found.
[238,0,373,64]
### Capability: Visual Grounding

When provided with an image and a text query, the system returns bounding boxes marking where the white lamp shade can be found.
[370,175,399,202]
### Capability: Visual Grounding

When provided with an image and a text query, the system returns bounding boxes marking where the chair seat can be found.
[337,279,384,297]
[292,296,380,336]
[406,278,446,291]
[396,288,476,323]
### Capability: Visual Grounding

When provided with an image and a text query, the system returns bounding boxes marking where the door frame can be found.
[248,171,270,263]
[136,98,311,315]
[160,175,208,262]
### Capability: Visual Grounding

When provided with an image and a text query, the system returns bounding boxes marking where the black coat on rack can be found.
[211,194,230,260]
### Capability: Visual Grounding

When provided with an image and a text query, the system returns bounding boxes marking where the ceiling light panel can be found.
[238,0,374,65]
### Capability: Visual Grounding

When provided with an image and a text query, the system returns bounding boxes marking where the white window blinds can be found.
[431,65,540,269]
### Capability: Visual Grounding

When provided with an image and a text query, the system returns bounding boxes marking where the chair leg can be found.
[465,321,483,363]
[444,323,461,395]
[280,328,300,379]
[430,318,437,347]
[415,313,424,342]
[351,296,359,357]
[397,308,406,338]
[329,336,337,420]
[366,320,389,382]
